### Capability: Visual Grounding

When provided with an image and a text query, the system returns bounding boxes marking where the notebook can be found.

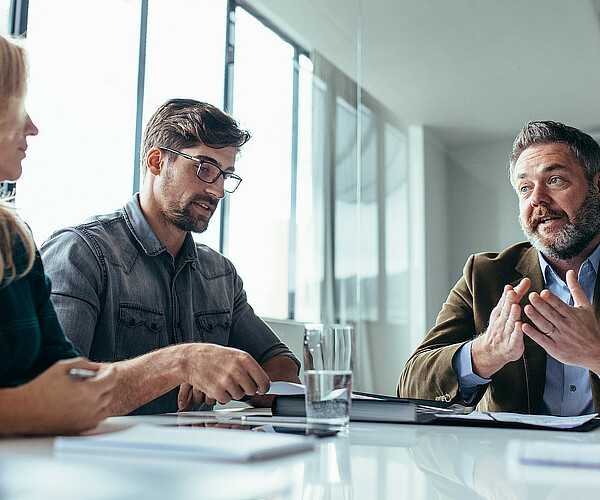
[54,424,315,462]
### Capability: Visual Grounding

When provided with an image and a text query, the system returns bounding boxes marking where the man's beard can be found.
[520,184,600,260]
[163,199,215,234]
[160,168,217,234]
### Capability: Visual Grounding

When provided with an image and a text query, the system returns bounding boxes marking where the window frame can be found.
[7,0,311,321]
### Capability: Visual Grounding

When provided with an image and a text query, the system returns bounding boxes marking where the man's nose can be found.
[205,175,226,199]
[530,184,550,207]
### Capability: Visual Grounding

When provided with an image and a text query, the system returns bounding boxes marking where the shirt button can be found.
[570,385,577,392]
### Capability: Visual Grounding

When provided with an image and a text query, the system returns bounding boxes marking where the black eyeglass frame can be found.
[158,146,242,193]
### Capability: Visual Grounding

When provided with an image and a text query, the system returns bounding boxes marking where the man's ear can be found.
[594,172,600,195]
[146,147,163,177]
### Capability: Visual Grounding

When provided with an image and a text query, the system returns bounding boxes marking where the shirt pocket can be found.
[194,311,231,346]
[116,304,166,360]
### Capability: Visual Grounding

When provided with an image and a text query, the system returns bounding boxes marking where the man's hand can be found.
[177,344,270,406]
[177,383,215,411]
[471,278,531,378]
[246,355,301,408]
[522,270,600,375]
[177,354,300,411]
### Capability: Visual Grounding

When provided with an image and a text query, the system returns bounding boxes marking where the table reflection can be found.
[407,427,600,500]
[302,435,353,500]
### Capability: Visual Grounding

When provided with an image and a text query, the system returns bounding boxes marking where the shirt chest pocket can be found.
[116,305,166,360]
[194,311,231,346]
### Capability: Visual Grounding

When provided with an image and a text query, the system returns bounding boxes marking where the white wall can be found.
[447,139,524,284]
[267,131,527,397]
[422,130,451,332]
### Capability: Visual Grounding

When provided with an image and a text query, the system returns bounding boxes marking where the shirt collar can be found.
[538,242,600,286]
[123,194,198,262]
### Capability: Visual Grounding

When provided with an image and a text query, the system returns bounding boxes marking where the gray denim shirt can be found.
[40,195,299,414]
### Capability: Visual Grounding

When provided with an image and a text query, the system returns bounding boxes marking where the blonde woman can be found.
[0,34,116,435]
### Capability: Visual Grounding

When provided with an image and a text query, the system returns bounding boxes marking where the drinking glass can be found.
[303,323,354,433]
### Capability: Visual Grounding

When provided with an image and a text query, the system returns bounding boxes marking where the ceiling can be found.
[246,0,600,147]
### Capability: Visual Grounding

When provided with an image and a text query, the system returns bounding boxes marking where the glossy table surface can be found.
[1,410,599,500]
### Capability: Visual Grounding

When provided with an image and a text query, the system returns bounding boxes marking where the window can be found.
[142,0,227,251]
[0,1,9,33]
[17,0,141,243]
[384,124,409,325]
[9,0,411,337]
[227,7,295,319]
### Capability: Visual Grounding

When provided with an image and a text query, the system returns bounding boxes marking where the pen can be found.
[69,368,98,380]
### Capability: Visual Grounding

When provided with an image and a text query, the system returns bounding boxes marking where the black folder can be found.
[271,393,600,431]
[271,392,458,424]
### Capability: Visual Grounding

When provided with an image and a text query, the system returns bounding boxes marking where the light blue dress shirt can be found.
[453,244,600,415]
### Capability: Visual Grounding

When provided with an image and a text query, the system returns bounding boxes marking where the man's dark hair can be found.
[509,120,600,187]
[141,98,251,179]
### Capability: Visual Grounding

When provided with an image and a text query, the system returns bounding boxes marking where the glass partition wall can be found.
[8,0,600,398]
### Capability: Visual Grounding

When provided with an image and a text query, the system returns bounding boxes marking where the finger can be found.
[508,320,525,350]
[566,270,590,308]
[88,365,116,394]
[512,278,531,300]
[524,303,555,334]
[216,391,233,405]
[178,383,193,411]
[495,288,515,329]
[204,396,216,406]
[245,363,270,395]
[191,388,206,406]
[529,292,566,323]
[522,322,555,349]
[506,302,522,332]
[233,371,260,397]
[226,383,246,401]
[491,285,511,320]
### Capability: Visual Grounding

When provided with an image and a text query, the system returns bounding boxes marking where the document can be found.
[266,381,306,395]
[54,424,315,462]
[438,411,598,430]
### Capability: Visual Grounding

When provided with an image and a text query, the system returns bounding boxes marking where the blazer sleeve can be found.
[397,255,486,405]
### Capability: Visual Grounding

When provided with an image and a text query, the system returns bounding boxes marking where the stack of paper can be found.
[54,424,315,462]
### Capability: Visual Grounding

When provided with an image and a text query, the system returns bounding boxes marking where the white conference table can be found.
[1,409,599,500]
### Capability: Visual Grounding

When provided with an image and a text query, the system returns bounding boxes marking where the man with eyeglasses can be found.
[40,99,300,415]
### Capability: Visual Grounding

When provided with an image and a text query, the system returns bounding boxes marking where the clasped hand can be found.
[472,278,531,378]
[522,270,600,374]
[473,271,600,378]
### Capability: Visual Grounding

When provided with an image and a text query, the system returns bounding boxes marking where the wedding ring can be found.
[546,324,556,337]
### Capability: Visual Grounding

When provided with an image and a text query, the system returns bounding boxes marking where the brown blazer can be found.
[397,242,600,413]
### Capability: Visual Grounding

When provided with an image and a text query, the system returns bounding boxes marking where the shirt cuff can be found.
[452,340,491,402]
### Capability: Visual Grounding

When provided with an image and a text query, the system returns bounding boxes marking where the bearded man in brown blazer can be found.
[398,121,600,415]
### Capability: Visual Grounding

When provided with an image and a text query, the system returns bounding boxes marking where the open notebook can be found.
[54,424,315,462]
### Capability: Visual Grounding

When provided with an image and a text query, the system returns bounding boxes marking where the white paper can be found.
[440,411,597,429]
[266,381,306,395]
[54,424,315,462]
[266,382,375,400]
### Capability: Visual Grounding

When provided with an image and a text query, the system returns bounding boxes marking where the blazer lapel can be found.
[514,246,547,413]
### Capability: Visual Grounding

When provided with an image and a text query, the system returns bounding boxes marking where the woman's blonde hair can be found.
[0,34,35,286]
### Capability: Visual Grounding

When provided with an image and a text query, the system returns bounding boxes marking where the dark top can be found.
[0,237,78,388]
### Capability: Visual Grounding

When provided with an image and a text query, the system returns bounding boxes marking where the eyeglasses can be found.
[158,147,242,193]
